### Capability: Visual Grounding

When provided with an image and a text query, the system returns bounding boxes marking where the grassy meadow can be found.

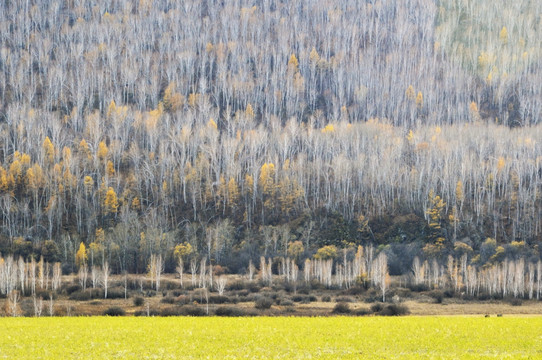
[1,316,541,359]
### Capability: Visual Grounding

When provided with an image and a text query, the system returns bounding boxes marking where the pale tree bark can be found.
[101,262,110,299]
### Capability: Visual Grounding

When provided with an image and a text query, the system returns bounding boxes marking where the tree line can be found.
[2,245,541,318]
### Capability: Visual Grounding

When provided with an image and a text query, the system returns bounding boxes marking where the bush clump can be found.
[246,282,261,293]
[209,295,230,304]
[103,306,126,316]
[227,281,246,291]
[255,297,273,310]
[69,288,105,300]
[332,302,351,314]
[160,305,207,316]
[376,304,410,316]
[107,287,127,299]
[354,308,372,316]
[408,283,429,292]
[69,290,91,301]
[35,290,56,300]
[345,286,365,295]
[160,307,184,316]
[215,306,247,317]
[428,290,444,304]
[171,290,185,297]
[277,298,294,306]
[292,295,316,303]
[64,284,81,295]
[180,306,207,316]
[133,296,144,306]
[162,280,177,290]
[509,298,522,306]
[370,303,384,313]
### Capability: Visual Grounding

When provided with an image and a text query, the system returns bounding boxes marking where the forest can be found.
[0,0,542,289]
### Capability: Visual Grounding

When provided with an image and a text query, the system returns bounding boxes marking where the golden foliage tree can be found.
[314,245,337,260]
[288,54,299,72]
[425,190,449,254]
[174,242,193,261]
[42,137,55,163]
[104,187,119,215]
[106,160,115,177]
[259,163,275,195]
[78,139,92,161]
[163,82,184,112]
[83,176,94,194]
[75,242,87,268]
[97,141,108,162]
[416,91,424,109]
[287,240,304,260]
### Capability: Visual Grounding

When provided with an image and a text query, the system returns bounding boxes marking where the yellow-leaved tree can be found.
[287,240,304,261]
[163,82,184,112]
[106,160,115,177]
[43,137,55,164]
[75,242,87,268]
[416,91,423,109]
[97,141,108,162]
[83,176,94,195]
[174,242,194,287]
[287,54,299,72]
[79,139,92,160]
[174,242,193,261]
[424,190,448,256]
[314,245,338,260]
[104,187,119,215]
[227,177,240,213]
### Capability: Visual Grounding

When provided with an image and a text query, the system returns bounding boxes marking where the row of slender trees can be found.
[0,255,61,296]
[413,255,542,299]
[3,246,540,312]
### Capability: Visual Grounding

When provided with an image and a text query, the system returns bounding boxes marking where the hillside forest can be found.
[0,0,542,296]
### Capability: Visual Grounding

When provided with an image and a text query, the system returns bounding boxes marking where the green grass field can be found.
[1,316,541,359]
